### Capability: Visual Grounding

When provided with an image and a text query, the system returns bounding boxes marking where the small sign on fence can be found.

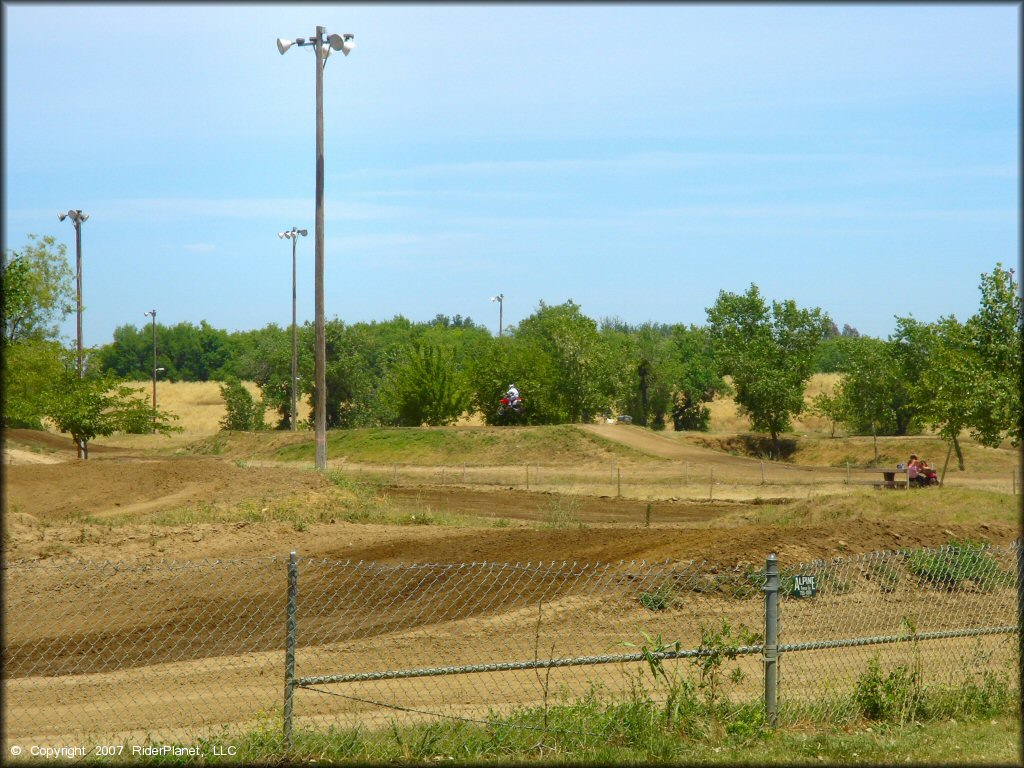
[792,574,818,598]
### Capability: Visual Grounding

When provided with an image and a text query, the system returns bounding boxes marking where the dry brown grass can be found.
[83,381,312,450]
[708,373,841,435]
[121,380,313,435]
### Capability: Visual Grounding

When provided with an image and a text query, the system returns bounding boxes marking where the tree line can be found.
[3,233,1020,463]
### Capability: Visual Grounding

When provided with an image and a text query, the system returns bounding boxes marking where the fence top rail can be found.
[1,555,283,572]
[3,541,1017,573]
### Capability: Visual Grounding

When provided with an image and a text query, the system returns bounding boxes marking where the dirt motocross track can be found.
[3,427,1015,566]
[3,426,1019,749]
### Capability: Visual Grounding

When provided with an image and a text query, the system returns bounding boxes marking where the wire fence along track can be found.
[3,543,1019,762]
[334,461,1022,498]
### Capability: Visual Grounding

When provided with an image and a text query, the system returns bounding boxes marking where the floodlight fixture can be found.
[58,209,89,224]
[328,33,355,55]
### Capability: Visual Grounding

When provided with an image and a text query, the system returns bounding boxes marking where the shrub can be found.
[219,378,265,431]
[904,541,1007,591]
[853,657,923,722]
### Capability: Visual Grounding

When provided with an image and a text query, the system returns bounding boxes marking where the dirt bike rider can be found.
[504,384,522,410]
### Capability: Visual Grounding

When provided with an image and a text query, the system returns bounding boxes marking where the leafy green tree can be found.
[94,324,151,379]
[218,377,266,431]
[230,324,295,428]
[514,300,607,422]
[2,234,74,343]
[916,266,1023,473]
[706,285,831,456]
[380,341,469,426]
[2,339,65,428]
[616,324,681,429]
[808,391,844,438]
[916,316,972,471]
[965,264,1021,448]
[466,335,560,425]
[813,334,873,373]
[3,235,75,428]
[44,350,180,457]
[831,338,900,463]
[670,325,727,432]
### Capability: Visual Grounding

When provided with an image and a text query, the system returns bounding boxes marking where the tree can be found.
[966,264,1021,448]
[916,316,972,472]
[3,339,65,428]
[44,350,180,457]
[380,341,469,426]
[2,234,74,344]
[514,300,607,422]
[466,335,561,425]
[669,325,726,432]
[808,391,844,439]
[94,324,151,379]
[3,235,75,429]
[706,284,831,456]
[218,378,266,431]
[915,266,1023,474]
[600,323,681,429]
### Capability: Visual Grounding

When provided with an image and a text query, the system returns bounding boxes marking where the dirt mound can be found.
[3,428,126,463]
[3,456,332,522]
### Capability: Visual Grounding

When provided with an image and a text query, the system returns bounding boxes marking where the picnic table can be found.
[876,468,908,489]
[847,467,909,489]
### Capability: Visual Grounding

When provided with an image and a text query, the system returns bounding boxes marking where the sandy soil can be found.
[2,425,1018,752]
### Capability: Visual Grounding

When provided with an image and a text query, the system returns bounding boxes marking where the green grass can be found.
[904,540,1010,591]
[76,474,506,530]
[742,486,1018,528]
[268,425,649,465]
[114,675,1018,765]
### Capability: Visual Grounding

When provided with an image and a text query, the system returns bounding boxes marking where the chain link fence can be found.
[331,460,1022,498]
[3,542,1018,762]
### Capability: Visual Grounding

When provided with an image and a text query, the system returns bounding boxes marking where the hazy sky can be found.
[3,3,1019,346]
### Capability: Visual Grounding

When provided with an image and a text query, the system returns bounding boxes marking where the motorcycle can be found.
[497,395,524,417]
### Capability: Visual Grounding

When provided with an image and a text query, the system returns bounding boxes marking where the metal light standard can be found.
[58,209,89,458]
[491,293,504,337]
[278,227,308,431]
[155,366,166,421]
[144,310,159,431]
[277,27,355,471]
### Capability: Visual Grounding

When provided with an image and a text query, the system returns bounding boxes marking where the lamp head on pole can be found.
[276,38,294,55]
[329,33,356,56]
[58,210,89,224]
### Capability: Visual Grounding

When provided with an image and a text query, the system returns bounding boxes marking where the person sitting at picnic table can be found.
[919,458,938,486]
[906,454,923,487]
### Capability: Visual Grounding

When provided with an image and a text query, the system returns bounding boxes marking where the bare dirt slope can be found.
[580,423,763,464]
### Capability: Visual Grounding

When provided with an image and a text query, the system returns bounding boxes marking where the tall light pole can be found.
[59,209,89,459]
[278,27,355,471]
[278,227,308,431]
[144,310,158,431]
[491,293,504,337]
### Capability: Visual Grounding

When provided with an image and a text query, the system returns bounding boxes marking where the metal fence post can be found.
[1017,542,1023,730]
[763,552,779,727]
[284,551,298,750]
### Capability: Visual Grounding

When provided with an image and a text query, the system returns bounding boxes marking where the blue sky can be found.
[3,3,1019,347]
